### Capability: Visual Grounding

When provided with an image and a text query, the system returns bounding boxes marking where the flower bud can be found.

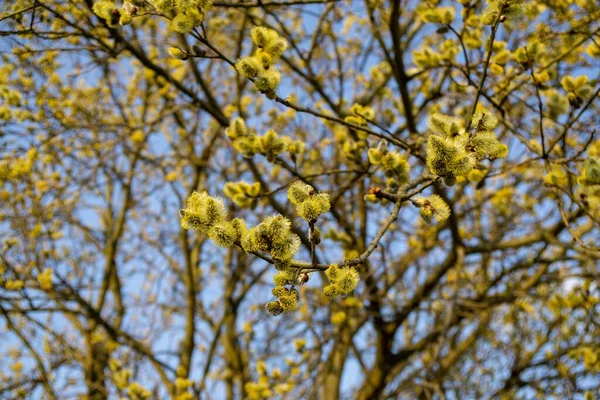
[168,47,188,60]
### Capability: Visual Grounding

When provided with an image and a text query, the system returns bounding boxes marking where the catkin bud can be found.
[168,47,188,60]
[123,1,137,15]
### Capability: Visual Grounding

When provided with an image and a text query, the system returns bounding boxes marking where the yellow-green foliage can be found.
[426,111,506,185]
[159,0,212,32]
[323,264,360,298]
[413,195,451,224]
[331,311,347,325]
[224,181,261,208]
[108,359,152,399]
[0,148,37,181]
[244,358,294,398]
[226,117,304,159]
[544,165,568,186]
[179,191,245,247]
[579,158,600,187]
[287,181,330,222]
[236,27,287,97]
[4,0,600,396]
[128,382,152,399]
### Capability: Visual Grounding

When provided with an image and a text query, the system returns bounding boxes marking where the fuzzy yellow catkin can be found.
[287,182,330,222]
[414,195,451,224]
[265,301,284,316]
[235,57,261,79]
[425,111,507,185]
[208,223,237,247]
[179,192,249,249]
[323,284,339,299]
[235,27,287,95]
[278,293,298,311]
[272,286,288,298]
[287,181,312,205]
[323,264,360,298]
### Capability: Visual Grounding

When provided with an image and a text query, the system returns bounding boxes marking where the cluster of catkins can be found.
[560,75,593,109]
[323,264,360,299]
[367,139,411,193]
[480,0,525,25]
[180,182,359,316]
[287,181,331,222]
[180,192,302,278]
[577,157,600,216]
[92,1,138,27]
[154,0,213,33]
[93,0,213,31]
[412,195,451,224]
[235,27,288,98]
[417,5,455,24]
[242,215,301,269]
[264,182,331,315]
[344,104,376,128]
[226,117,304,161]
[426,111,507,186]
[265,286,299,316]
[179,191,246,247]
[224,181,261,208]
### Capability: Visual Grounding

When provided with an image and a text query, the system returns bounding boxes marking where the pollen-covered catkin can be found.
[323,264,360,298]
[235,27,287,95]
[287,182,330,222]
[425,111,507,185]
[413,195,451,224]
